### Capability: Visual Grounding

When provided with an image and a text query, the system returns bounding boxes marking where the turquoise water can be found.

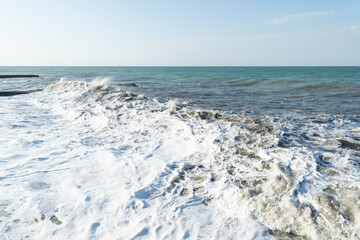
[1,66,359,114]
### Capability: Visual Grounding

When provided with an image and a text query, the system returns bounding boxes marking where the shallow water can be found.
[0,67,360,239]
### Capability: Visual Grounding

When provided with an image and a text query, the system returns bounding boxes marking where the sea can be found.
[0,66,359,239]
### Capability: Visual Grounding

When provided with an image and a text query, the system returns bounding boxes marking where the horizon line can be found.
[1,65,359,67]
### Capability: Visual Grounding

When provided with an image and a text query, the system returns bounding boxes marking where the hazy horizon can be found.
[1,65,360,67]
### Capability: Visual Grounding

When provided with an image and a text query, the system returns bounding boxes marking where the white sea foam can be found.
[1,80,359,239]
[90,77,113,86]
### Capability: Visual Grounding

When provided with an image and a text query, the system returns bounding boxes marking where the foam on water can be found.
[1,79,360,239]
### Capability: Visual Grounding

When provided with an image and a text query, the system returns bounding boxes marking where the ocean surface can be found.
[0,67,360,239]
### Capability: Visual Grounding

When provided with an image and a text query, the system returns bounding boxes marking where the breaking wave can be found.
[40,80,360,239]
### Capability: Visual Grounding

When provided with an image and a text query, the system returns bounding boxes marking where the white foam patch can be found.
[1,81,359,239]
[91,77,112,86]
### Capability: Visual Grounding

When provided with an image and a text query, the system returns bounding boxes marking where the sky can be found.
[0,0,359,66]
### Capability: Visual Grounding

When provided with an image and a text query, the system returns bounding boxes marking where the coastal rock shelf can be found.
[0,90,41,96]
[0,75,39,78]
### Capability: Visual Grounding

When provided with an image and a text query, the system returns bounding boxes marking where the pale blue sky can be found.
[0,0,359,66]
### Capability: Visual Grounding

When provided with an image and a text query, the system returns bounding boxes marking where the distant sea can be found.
[1,67,360,239]
[1,66,360,114]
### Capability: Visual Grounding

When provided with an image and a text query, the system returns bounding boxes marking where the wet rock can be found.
[0,75,39,78]
[183,164,196,172]
[339,139,360,151]
[49,215,62,225]
[268,229,307,240]
[198,111,214,120]
[180,188,190,196]
[210,175,217,182]
[278,139,292,148]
